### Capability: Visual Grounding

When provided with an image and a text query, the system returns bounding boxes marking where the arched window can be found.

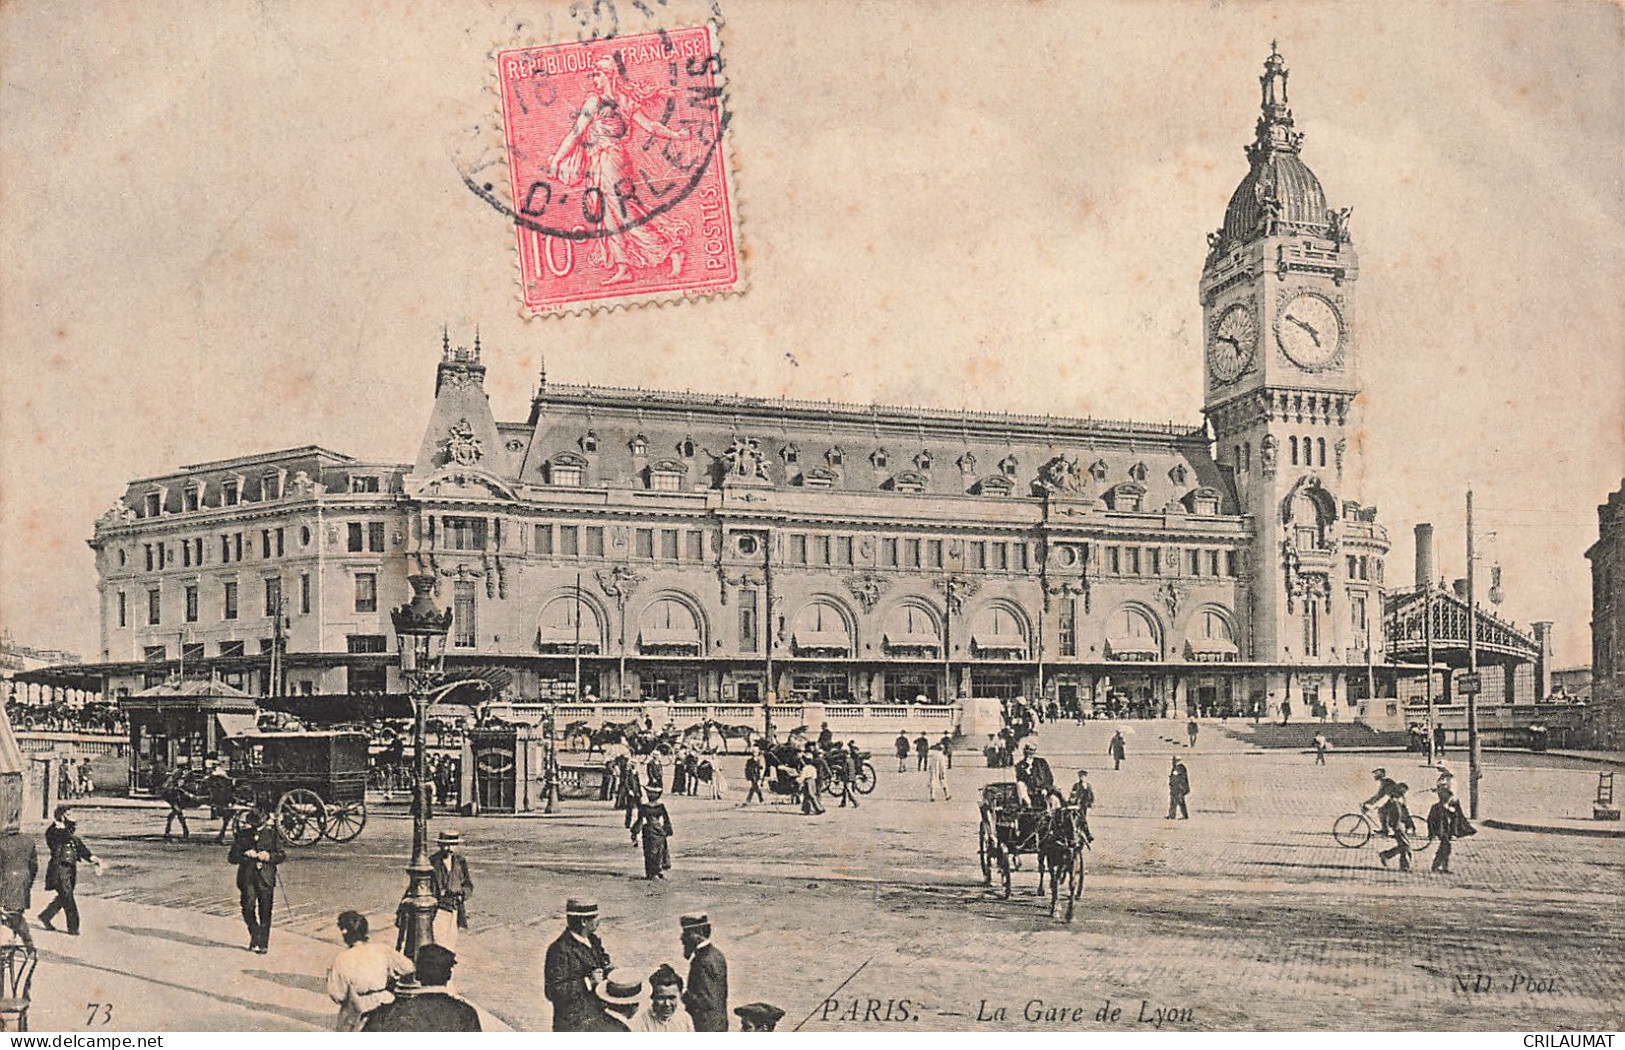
[883,601,940,655]
[1106,606,1160,661]
[970,603,1028,658]
[679,437,696,458]
[639,597,702,653]
[793,600,851,655]
[1243,441,1251,472]
[582,430,599,453]
[538,596,602,653]
[1317,437,1327,467]
[1289,436,1299,465]
[1303,435,1312,465]
[1199,610,1233,640]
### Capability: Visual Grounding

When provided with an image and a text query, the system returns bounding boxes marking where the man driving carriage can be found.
[1013,744,1057,809]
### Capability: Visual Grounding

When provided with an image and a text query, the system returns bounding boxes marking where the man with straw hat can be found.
[544,898,613,1031]
[579,968,644,1032]
[429,829,474,949]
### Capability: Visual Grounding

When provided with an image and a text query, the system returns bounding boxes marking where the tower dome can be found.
[1211,46,1341,251]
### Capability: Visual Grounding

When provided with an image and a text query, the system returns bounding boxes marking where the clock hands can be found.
[1287,314,1322,346]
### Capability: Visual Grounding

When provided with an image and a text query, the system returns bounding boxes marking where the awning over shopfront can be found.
[793,630,851,655]
[1104,640,1160,662]
[1185,638,1240,662]
[638,628,702,652]
[215,712,261,739]
[883,632,941,652]
[971,632,1027,655]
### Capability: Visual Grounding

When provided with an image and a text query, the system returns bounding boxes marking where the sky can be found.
[1,0,1621,668]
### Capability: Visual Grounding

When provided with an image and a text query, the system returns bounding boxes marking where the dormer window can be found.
[781,444,799,464]
[871,448,890,470]
[1109,482,1147,512]
[221,480,240,507]
[827,446,844,468]
[550,452,587,487]
[1187,486,1223,516]
[892,471,927,494]
[801,467,838,489]
[630,434,649,456]
[262,471,284,500]
[349,475,381,494]
[679,437,696,459]
[144,492,162,517]
[978,474,1014,497]
[1129,461,1149,483]
[915,450,934,471]
[649,460,687,492]
[182,487,200,512]
[582,431,599,453]
[998,455,1019,478]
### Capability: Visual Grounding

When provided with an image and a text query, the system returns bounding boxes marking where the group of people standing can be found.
[544,901,777,1031]
[893,730,953,801]
[1363,766,1474,873]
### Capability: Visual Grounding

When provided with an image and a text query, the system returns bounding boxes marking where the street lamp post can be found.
[391,574,452,963]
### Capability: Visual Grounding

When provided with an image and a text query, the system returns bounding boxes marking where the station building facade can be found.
[85,49,1393,720]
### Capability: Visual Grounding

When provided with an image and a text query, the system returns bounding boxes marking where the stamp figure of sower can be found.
[548,56,694,286]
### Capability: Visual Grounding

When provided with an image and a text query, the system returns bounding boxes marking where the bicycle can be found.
[1332,807,1435,851]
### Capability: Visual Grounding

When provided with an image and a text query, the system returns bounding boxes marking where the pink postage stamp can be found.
[496,27,740,316]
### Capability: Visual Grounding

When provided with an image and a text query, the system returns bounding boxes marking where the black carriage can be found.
[820,747,877,797]
[219,730,370,846]
[978,782,1044,898]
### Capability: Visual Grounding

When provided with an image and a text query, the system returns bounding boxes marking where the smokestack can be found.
[1414,523,1435,591]
[1532,621,1553,700]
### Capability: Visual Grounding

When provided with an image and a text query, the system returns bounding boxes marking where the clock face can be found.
[1209,303,1256,383]
[1276,292,1343,369]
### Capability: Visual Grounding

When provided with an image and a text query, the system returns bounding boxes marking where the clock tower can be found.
[1200,47,1388,710]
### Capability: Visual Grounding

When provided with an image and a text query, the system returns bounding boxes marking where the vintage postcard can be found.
[0,0,1620,1039]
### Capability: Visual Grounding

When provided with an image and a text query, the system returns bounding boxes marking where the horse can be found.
[1036,804,1089,922]
[679,719,758,754]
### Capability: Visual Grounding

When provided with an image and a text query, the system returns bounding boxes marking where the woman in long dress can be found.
[549,57,694,285]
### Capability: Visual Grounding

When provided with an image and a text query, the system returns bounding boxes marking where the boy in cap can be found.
[361,944,480,1032]
[544,898,613,1031]
[324,910,413,1030]
[1377,783,1417,870]
[735,1002,786,1031]
[429,829,474,949]
[681,913,729,1031]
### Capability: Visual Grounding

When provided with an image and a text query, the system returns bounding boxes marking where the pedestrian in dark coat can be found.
[894,732,910,773]
[914,733,929,771]
[160,761,197,842]
[630,788,674,879]
[1427,784,1472,873]
[1166,758,1191,819]
[0,827,39,949]
[227,808,284,952]
[672,748,689,796]
[429,829,474,948]
[361,944,480,1032]
[680,913,729,1031]
[837,747,860,809]
[544,899,612,1032]
[40,807,100,936]
[1108,730,1127,770]
[940,732,954,769]
[744,749,765,804]
[1378,783,1417,870]
[683,750,700,797]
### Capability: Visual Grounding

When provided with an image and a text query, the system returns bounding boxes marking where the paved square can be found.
[30,725,1625,1031]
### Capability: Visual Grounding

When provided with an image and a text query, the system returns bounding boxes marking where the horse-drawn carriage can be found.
[977,782,1088,921]
[211,730,370,846]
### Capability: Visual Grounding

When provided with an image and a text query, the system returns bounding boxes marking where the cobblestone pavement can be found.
[47,734,1625,1032]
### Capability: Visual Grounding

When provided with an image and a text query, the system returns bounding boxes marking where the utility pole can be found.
[1466,489,1481,818]
[1424,580,1436,766]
